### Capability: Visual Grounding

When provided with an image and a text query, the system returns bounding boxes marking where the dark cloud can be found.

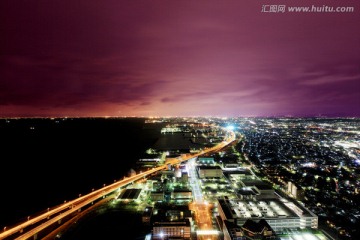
[0,0,359,117]
[0,55,166,107]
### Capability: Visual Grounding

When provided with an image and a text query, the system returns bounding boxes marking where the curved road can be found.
[0,129,236,240]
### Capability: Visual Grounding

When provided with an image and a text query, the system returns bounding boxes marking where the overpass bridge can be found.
[0,130,236,240]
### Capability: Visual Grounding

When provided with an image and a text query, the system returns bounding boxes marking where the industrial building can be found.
[152,219,191,240]
[217,196,318,233]
[196,165,223,178]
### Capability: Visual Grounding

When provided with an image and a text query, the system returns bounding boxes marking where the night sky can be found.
[1,0,359,117]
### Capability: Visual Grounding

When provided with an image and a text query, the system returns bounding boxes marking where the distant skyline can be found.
[1,0,359,117]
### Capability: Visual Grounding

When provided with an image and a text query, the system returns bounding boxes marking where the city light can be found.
[196,230,219,235]
[225,125,235,130]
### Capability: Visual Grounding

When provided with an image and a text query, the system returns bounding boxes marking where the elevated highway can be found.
[0,129,236,240]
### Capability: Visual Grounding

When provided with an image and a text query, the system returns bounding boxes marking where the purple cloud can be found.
[0,0,359,117]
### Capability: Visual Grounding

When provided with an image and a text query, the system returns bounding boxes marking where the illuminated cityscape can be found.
[0,117,358,240]
[0,0,359,239]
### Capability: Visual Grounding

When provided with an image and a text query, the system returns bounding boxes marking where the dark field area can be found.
[0,118,162,227]
[60,206,151,240]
